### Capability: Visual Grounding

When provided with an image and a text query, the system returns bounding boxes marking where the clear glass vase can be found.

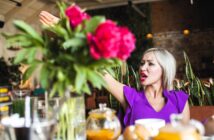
[57,94,86,140]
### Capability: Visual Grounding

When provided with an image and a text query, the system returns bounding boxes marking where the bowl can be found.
[135,118,165,137]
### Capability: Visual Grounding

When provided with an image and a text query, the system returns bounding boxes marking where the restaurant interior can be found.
[0,0,214,140]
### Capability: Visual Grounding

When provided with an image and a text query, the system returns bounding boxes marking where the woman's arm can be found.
[102,72,127,110]
[182,102,190,123]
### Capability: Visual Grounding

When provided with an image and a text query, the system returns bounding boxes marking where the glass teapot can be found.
[86,103,121,140]
[153,114,205,140]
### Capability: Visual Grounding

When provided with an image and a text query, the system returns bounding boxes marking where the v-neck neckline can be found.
[143,90,169,113]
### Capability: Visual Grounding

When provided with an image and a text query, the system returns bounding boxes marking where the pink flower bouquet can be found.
[4,3,136,96]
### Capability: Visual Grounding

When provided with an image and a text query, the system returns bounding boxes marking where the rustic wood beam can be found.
[5,0,37,22]
[77,0,166,10]
[26,2,56,24]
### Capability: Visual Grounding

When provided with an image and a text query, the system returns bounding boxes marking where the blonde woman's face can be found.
[139,52,163,86]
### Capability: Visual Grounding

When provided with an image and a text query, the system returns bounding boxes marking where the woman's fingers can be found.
[39,16,52,26]
[39,11,59,26]
[40,11,55,21]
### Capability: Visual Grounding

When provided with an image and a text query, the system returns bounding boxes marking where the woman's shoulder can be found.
[123,85,144,105]
[123,85,144,95]
[168,89,187,94]
[166,90,189,102]
[167,90,189,98]
[166,90,189,113]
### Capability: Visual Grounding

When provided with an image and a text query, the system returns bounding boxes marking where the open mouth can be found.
[140,72,148,82]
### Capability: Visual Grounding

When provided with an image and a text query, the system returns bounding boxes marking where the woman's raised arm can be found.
[102,72,127,110]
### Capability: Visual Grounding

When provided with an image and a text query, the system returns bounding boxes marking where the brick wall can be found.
[150,0,214,78]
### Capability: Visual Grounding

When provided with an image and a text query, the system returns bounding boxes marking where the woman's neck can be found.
[145,85,163,99]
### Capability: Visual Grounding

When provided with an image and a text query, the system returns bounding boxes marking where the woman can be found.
[103,48,190,126]
[39,11,190,126]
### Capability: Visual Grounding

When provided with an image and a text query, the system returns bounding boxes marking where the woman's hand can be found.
[39,11,59,26]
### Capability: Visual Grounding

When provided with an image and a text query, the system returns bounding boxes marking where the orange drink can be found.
[87,129,118,140]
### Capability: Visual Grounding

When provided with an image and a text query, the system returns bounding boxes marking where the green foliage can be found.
[174,52,214,106]
[3,3,122,97]
[114,63,140,90]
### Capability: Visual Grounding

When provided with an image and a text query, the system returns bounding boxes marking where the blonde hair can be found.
[143,48,176,90]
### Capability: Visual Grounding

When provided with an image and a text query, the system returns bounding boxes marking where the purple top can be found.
[121,86,189,127]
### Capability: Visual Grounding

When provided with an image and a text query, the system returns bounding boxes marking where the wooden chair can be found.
[190,106,214,122]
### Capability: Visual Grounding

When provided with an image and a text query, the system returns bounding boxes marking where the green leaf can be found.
[14,49,28,64]
[49,83,58,98]
[13,20,43,44]
[3,34,31,47]
[74,32,85,38]
[125,64,130,86]
[62,38,86,49]
[65,18,72,36]
[57,2,67,18]
[184,51,195,81]
[74,65,86,93]
[85,16,106,33]
[23,64,37,81]
[190,80,200,97]
[74,24,83,33]
[87,70,105,89]
[48,25,69,40]
[27,48,37,63]
[203,86,212,105]
[130,66,140,90]
[57,70,66,82]
[88,58,122,69]
[40,64,50,88]
[81,83,91,95]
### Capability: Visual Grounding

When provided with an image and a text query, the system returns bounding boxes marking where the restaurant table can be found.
[117,135,214,140]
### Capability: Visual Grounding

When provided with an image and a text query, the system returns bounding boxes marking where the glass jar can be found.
[86,103,121,140]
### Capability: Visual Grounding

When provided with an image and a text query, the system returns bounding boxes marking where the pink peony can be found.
[87,20,121,60]
[117,27,136,60]
[65,5,90,28]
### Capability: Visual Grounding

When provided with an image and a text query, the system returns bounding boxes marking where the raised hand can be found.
[39,11,59,26]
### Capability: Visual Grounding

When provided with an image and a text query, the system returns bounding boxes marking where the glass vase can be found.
[57,94,86,140]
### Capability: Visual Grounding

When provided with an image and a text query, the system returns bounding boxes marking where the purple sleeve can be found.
[123,85,137,108]
[173,90,189,113]
[122,85,138,126]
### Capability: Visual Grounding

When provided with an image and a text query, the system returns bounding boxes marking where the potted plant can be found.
[174,52,214,121]
[3,2,136,140]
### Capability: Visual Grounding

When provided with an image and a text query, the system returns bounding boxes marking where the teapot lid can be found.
[89,103,115,118]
